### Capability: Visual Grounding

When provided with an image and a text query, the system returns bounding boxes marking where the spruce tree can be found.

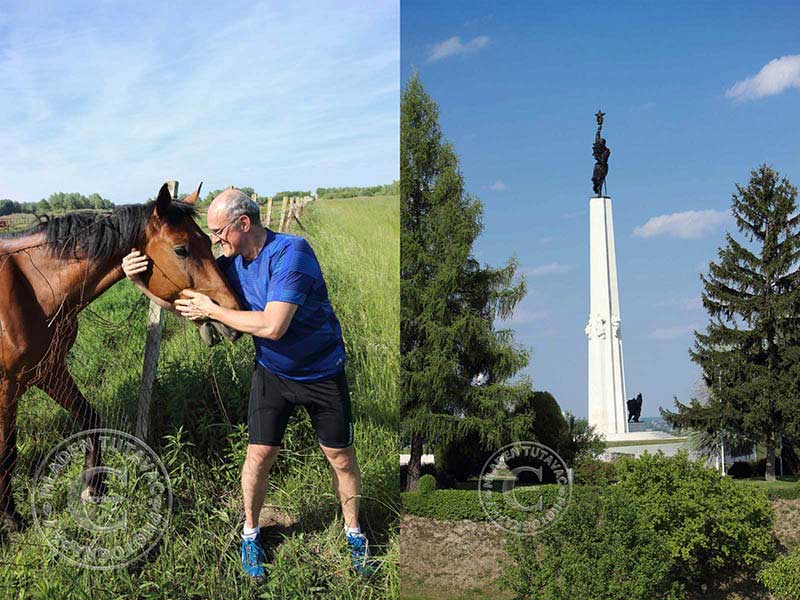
[663,165,800,480]
[401,72,531,491]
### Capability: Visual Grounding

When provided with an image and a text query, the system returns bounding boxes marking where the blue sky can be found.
[402,2,800,418]
[1,1,399,203]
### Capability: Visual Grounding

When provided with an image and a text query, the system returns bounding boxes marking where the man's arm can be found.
[175,290,298,340]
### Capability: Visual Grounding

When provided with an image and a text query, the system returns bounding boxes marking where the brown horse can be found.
[0,182,241,533]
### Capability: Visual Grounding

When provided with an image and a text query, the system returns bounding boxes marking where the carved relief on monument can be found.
[585,314,608,339]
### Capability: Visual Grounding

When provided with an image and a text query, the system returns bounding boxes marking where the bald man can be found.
[121,189,370,583]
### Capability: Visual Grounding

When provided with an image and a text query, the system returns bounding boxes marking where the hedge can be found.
[759,546,800,600]
[503,452,777,599]
[402,484,585,523]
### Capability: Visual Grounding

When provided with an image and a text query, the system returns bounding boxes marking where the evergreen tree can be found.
[663,165,800,480]
[401,72,531,491]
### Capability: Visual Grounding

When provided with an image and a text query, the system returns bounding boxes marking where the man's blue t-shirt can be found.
[217,229,346,381]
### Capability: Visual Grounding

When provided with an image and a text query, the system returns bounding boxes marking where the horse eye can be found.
[174,245,189,258]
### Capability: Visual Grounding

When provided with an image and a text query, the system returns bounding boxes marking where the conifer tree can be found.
[663,165,800,480]
[401,72,531,491]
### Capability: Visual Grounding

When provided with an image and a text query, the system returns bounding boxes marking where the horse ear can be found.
[183,182,203,205]
[155,183,172,217]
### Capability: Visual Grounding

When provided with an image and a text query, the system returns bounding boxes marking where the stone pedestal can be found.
[586,196,628,437]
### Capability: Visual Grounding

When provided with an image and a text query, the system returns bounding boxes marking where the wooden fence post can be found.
[136,180,175,440]
[288,198,297,231]
[278,197,289,232]
[265,196,273,228]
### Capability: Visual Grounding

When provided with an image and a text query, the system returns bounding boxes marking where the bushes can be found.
[574,458,617,485]
[502,452,777,599]
[418,474,437,494]
[403,489,485,521]
[759,547,800,600]
[402,485,576,522]
[503,486,685,600]
[615,452,775,581]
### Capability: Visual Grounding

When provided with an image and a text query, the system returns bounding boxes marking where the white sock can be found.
[345,525,361,536]
[242,524,260,541]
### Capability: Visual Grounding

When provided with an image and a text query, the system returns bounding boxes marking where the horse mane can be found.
[0,201,197,259]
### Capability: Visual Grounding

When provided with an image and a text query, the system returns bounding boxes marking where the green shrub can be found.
[418,474,437,494]
[575,458,617,485]
[759,547,800,600]
[502,452,777,598]
[402,485,578,522]
[503,486,685,600]
[615,452,776,584]
[403,489,485,521]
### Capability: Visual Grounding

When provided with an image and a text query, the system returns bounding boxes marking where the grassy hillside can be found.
[2,194,399,599]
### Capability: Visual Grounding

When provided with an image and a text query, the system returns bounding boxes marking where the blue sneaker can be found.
[346,532,374,575]
[241,537,267,583]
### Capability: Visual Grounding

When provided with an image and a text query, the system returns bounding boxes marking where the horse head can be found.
[140,182,242,345]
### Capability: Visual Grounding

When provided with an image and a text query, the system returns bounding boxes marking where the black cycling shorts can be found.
[248,364,354,448]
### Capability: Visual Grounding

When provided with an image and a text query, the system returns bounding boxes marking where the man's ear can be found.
[155,183,172,217]
[241,215,252,232]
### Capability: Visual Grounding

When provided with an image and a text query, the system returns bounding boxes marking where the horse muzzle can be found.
[198,321,242,346]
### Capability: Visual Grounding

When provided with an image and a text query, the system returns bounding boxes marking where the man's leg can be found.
[242,443,281,530]
[320,444,361,529]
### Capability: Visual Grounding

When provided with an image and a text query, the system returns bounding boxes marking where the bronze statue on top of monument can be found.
[592,109,611,196]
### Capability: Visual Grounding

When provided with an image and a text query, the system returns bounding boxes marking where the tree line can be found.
[0,192,114,216]
[316,181,399,198]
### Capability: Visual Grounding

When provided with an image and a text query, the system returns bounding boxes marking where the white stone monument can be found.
[585,196,629,439]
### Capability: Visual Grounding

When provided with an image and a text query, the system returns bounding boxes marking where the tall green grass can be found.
[2,195,399,599]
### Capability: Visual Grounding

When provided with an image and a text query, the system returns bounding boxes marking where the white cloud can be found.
[726,55,800,101]
[488,180,507,191]
[633,210,730,239]
[428,35,489,62]
[0,2,399,203]
[650,325,697,341]
[522,262,572,277]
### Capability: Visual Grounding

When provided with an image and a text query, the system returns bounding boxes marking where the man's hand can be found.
[122,250,149,280]
[174,289,217,321]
